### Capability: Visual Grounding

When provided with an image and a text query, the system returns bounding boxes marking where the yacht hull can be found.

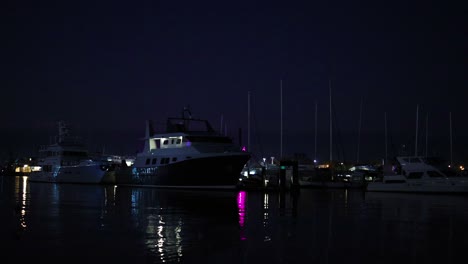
[117,154,250,188]
[366,156,468,194]
[28,164,109,184]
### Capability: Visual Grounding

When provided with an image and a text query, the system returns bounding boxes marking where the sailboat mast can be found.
[329,80,333,181]
[247,91,250,153]
[357,97,363,163]
[314,100,317,163]
[450,111,453,166]
[384,112,388,163]
[280,79,283,159]
[220,114,224,134]
[425,113,428,157]
[415,104,419,156]
[329,80,332,164]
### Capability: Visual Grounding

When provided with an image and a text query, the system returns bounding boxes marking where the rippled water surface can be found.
[1,175,468,263]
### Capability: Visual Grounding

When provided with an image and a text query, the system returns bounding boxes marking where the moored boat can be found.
[28,121,117,184]
[366,156,468,193]
[115,108,251,189]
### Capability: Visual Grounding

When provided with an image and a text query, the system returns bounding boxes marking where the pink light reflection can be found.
[237,190,247,240]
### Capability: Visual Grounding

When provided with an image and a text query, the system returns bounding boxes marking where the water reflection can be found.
[111,186,239,263]
[363,192,468,264]
[19,176,28,230]
[2,176,468,263]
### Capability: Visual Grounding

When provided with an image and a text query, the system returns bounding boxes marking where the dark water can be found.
[1,175,468,264]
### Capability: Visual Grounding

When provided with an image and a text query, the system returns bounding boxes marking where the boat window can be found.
[154,139,161,149]
[145,158,150,165]
[427,170,444,177]
[171,139,175,144]
[176,139,181,144]
[152,158,157,165]
[407,172,423,179]
[163,140,168,145]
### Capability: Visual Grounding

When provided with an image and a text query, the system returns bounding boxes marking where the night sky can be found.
[2,0,467,164]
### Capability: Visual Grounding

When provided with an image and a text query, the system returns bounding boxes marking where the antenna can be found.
[182,106,192,119]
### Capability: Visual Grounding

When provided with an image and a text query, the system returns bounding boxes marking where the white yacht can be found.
[116,108,251,189]
[366,156,468,193]
[28,121,113,184]
[116,109,250,188]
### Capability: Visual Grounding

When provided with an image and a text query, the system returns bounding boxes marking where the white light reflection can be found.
[157,224,165,258]
[344,188,348,208]
[263,192,271,242]
[20,176,28,229]
[145,215,164,261]
[176,219,183,258]
[145,214,185,262]
[263,193,269,226]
